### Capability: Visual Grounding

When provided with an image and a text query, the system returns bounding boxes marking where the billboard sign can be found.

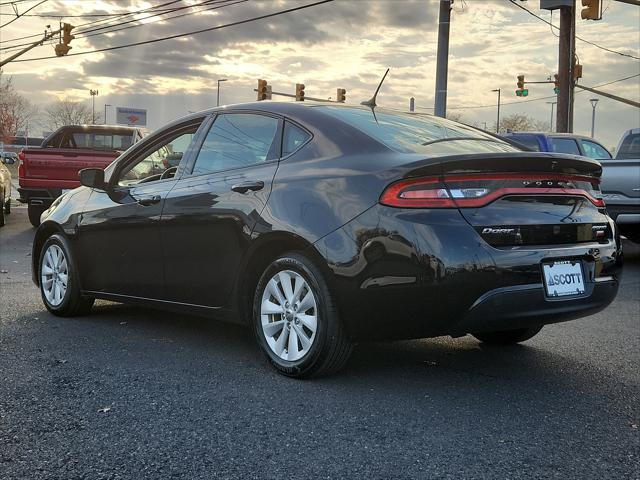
[116,107,147,126]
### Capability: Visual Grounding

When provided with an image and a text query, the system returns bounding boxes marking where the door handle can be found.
[231,181,265,194]
[137,195,161,206]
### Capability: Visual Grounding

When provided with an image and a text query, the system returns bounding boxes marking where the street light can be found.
[492,88,501,133]
[104,104,112,124]
[546,101,557,132]
[589,98,599,138]
[89,89,98,123]
[216,78,228,107]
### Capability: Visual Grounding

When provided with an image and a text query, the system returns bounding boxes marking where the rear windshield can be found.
[44,128,135,150]
[508,135,541,151]
[616,133,640,159]
[317,106,518,154]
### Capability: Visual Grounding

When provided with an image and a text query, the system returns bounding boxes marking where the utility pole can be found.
[216,78,227,107]
[492,88,501,133]
[589,98,599,138]
[409,97,415,112]
[434,0,452,118]
[89,90,98,123]
[556,3,575,132]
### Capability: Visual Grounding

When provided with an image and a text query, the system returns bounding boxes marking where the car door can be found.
[76,118,207,299]
[160,112,282,307]
[579,139,612,160]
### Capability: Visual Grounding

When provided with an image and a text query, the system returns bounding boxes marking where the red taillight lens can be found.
[380,173,605,209]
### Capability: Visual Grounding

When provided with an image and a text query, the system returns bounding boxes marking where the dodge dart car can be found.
[32,103,622,377]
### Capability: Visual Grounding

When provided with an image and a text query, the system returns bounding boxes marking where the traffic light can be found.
[295,83,305,101]
[257,79,268,100]
[553,73,560,94]
[336,88,346,103]
[581,0,601,20]
[515,75,528,97]
[55,23,74,57]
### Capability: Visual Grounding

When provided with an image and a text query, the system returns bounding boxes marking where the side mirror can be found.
[79,168,107,190]
[1,156,15,165]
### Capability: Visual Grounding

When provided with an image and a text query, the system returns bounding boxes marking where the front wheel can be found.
[252,253,352,378]
[473,326,542,345]
[39,234,94,316]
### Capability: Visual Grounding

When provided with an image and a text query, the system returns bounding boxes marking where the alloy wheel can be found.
[41,244,68,307]
[260,270,318,361]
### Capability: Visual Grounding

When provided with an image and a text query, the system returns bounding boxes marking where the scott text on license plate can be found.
[542,261,585,298]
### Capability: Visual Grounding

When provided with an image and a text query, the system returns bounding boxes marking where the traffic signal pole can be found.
[556,3,575,133]
[0,28,59,68]
[434,0,452,118]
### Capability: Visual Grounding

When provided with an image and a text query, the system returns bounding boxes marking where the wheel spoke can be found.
[261,299,282,315]
[293,324,311,350]
[274,326,289,356]
[59,257,68,274]
[292,275,304,304]
[267,279,285,306]
[263,320,285,338]
[45,249,54,269]
[297,314,317,333]
[298,290,314,313]
[41,265,54,275]
[278,271,294,302]
[58,273,68,287]
[287,327,299,360]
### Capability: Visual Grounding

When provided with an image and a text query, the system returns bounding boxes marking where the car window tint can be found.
[549,138,581,155]
[192,114,279,175]
[510,135,541,151]
[282,122,310,156]
[616,133,640,159]
[318,106,517,154]
[580,140,611,159]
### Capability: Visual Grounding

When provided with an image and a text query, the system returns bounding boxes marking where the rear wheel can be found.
[0,192,5,227]
[28,204,46,227]
[473,326,542,345]
[39,234,94,316]
[4,197,10,215]
[252,253,352,378]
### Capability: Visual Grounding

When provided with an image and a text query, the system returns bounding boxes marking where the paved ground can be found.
[1,207,638,479]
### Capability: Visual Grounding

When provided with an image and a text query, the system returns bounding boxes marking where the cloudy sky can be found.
[1,0,639,149]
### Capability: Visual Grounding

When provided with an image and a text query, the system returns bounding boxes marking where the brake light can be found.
[380,173,605,208]
[18,151,25,178]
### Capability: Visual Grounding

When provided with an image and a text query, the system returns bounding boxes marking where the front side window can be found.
[117,128,198,186]
[550,138,581,155]
[580,140,611,159]
[192,114,279,176]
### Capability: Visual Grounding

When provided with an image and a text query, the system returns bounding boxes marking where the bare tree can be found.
[0,73,38,143]
[446,111,465,123]
[494,113,550,134]
[44,98,99,130]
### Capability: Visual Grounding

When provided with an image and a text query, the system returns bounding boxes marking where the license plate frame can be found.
[541,260,586,299]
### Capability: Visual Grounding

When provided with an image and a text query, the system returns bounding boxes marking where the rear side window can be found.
[192,113,279,175]
[550,138,581,155]
[616,133,640,159]
[282,122,310,156]
[510,135,541,151]
[580,140,611,160]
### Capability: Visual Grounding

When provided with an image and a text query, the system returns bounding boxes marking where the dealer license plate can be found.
[542,260,585,298]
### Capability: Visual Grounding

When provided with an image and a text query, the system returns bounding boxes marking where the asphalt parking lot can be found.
[1,205,638,479]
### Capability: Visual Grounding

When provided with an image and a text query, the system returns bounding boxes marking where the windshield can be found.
[617,133,640,159]
[318,106,519,154]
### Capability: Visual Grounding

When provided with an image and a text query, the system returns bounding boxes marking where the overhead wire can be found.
[0,0,46,28]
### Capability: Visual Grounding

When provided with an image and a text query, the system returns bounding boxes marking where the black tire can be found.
[28,204,46,227]
[473,326,542,345]
[252,252,352,378]
[4,197,10,215]
[38,233,94,316]
[620,225,640,244]
[0,191,5,227]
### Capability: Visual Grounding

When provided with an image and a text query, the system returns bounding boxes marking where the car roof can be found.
[504,131,603,142]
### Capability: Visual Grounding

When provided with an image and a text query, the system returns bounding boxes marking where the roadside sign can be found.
[116,107,147,126]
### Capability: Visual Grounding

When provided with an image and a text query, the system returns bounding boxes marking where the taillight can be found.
[380,173,605,208]
[18,151,25,178]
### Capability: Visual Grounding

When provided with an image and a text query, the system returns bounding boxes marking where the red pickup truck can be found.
[19,125,146,226]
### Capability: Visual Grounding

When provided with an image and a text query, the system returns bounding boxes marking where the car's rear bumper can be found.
[316,205,623,341]
[17,187,62,206]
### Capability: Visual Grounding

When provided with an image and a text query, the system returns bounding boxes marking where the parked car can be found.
[0,152,15,226]
[18,124,147,227]
[501,131,612,159]
[503,131,639,242]
[32,103,622,378]
[599,128,640,243]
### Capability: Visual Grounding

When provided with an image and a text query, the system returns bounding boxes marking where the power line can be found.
[0,0,46,28]
[416,73,640,111]
[11,0,335,63]
[0,6,195,17]
[0,0,36,5]
[508,0,640,60]
[0,0,245,54]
